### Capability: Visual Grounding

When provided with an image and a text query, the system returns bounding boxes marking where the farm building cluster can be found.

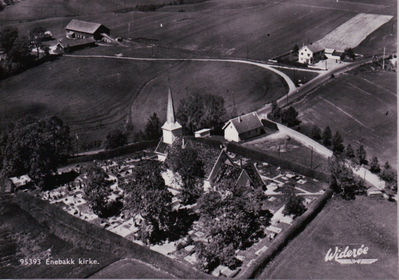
[31,19,113,56]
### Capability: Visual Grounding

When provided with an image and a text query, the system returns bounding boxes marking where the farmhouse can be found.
[155,88,183,161]
[65,19,110,40]
[298,45,324,64]
[223,112,265,142]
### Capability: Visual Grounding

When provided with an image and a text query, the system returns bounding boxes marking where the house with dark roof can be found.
[65,19,110,40]
[223,112,265,142]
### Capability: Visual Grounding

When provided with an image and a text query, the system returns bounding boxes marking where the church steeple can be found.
[161,87,182,145]
[166,88,176,124]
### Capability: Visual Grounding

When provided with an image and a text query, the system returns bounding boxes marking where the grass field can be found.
[0,198,118,278]
[295,67,397,168]
[260,196,398,279]
[0,51,287,148]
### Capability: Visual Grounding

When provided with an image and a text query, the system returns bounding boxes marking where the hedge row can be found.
[238,188,334,278]
[68,140,158,164]
[15,192,207,279]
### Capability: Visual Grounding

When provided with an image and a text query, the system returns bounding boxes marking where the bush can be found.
[283,194,306,217]
[104,129,127,150]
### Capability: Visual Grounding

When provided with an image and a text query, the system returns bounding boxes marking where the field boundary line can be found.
[317,96,370,129]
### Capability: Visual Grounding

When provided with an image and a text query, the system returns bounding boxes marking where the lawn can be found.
[260,196,398,279]
[294,66,397,168]
[244,134,331,174]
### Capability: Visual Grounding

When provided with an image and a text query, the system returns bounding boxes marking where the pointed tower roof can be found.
[162,87,182,131]
[166,88,176,124]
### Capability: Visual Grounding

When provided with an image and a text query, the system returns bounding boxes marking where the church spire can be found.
[166,87,176,124]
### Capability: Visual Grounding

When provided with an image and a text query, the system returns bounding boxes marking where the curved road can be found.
[64,54,297,93]
[66,54,383,189]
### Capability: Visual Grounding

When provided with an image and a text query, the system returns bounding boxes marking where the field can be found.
[295,66,397,167]
[89,258,173,279]
[0,197,119,278]
[260,196,398,279]
[0,53,287,148]
[0,0,396,150]
[312,13,393,51]
[2,0,396,60]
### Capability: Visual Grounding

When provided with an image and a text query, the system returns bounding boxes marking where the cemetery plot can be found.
[34,146,327,276]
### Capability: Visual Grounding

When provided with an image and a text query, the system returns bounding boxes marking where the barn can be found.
[223,112,265,142]
[65,19,110,40]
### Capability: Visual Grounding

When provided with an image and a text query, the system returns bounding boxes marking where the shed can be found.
[60,38,96,52]
[195,128,211,138]
[65,19,110,40]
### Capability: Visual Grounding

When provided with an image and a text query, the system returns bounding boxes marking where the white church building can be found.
[155,88,182,161]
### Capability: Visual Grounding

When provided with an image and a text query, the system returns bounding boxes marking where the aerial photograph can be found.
[0,0,397,278]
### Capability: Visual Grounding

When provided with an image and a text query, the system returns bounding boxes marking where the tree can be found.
[166,140,205,181]
[356,145,367,165]
[0,116,72,187]
[328,157,364,199]
[332,131,344,155]
[196,182,271,271]
[121,160,172,244]
[8,35,33,65]
[144,112,162,140]
[322,126,332,147]
[165,140,205,204]
[176,93,226,135]
[369,156,381,174]
[82,164,122,218]
[283,193,306,217]
[29,26,46,58]
[311,125,322,141]
[342,48,355,60]
[104,129,127,149]
[0,26,18,53]
[345,144,355,159]
[269,100,282,122]
[381,161,395,183]
[281,106,301,127]
[293,44,299,54]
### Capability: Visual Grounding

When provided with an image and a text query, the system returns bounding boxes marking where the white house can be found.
[298,45,324,64]
[223,112,264,142]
